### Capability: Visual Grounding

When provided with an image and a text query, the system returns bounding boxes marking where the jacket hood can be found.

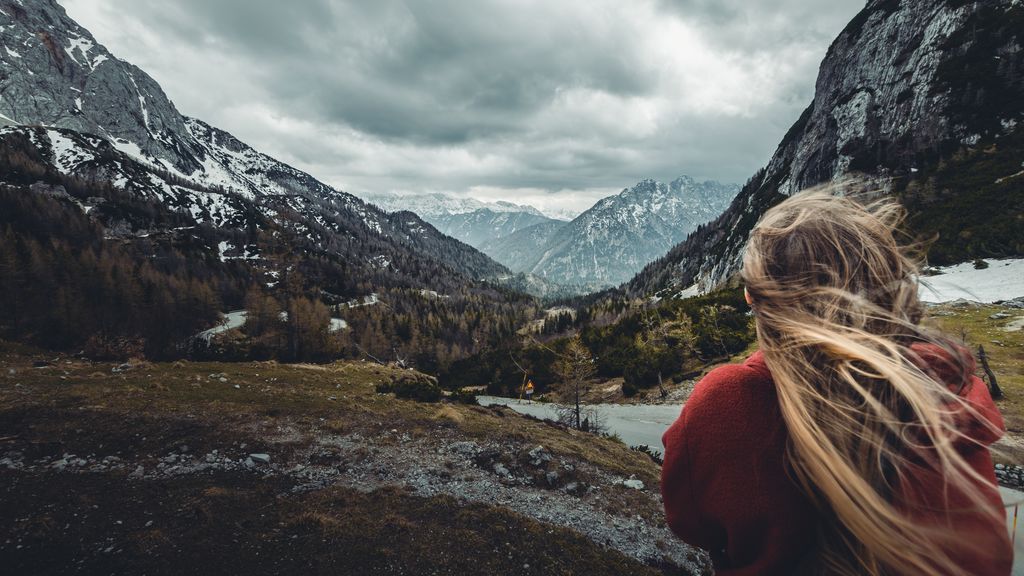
[749,344,1005,449]
[907,342,1005,449]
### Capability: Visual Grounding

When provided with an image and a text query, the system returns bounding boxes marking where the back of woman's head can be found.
[741,184,1004,575]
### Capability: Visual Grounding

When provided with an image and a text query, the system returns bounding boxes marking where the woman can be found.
[661,187,1012,575]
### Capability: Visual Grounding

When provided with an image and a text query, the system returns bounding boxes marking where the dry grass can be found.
[0,340,688,574]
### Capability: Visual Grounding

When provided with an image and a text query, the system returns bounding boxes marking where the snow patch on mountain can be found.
[920,259,1024,304]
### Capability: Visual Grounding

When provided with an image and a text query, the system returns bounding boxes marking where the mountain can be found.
[0,0,508,282]
[360,191,558,220]
[0,0,535,361]
[422,208,562,250]
[510,176,738,289]
[627,0,1024,297]
[480,220,569,273]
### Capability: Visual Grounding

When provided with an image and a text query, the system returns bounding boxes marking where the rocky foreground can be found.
[0,344,708,575]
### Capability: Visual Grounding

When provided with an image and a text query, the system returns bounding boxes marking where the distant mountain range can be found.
[359,192,564,220]
[374,177,737,291]
[509,176,737,288]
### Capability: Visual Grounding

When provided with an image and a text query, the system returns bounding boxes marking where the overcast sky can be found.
[60,0,866,216]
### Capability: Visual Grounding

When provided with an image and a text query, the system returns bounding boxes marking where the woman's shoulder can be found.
[666,349,785,474]
[685,350,774,416]
[692,348,770,401]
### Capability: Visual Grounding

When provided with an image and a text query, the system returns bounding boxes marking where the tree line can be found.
[440,288,754,398]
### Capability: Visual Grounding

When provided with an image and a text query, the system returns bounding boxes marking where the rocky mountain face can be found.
[0,0,202,173]
[512,176,737,290]
[627,0,1024,297]
[0,0,509,286]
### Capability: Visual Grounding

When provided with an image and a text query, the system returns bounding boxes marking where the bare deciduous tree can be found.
[555,336,597,431]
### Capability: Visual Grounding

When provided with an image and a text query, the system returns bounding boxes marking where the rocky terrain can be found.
[368,176,737,293]
[0,344,708,575]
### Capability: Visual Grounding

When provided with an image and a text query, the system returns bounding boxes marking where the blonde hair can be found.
[741,185,1004,575]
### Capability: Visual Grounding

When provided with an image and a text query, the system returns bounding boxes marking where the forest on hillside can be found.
[0,133,538,365]
[441,289,754,399]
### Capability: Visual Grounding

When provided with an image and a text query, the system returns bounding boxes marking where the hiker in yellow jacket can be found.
[525,379,535,403]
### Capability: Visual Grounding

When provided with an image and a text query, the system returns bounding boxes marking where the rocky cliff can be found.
[628,0,1024,297]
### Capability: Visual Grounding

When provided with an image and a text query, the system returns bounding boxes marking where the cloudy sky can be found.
[60,0,865,217]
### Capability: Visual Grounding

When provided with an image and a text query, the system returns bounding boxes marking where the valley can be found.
[1,0,1023,574]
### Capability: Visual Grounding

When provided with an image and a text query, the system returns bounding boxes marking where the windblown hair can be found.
[741,185,1003,575]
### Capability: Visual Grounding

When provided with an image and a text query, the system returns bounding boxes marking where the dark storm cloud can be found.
[60,0,865,214]
[114,0,663,144]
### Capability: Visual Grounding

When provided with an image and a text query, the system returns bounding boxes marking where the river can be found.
[477,396,682,455]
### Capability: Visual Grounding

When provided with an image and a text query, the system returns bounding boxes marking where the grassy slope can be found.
[0,342,697,576]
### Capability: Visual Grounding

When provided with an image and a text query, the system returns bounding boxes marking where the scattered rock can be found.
[449,441,479,457]
[990,312,1012,319]
[948,299,980,309]
[545,471,560,486]
[473,448,502,468]
[622,475,645,490]
[249,453,271,464]
[493,462,511,477]
[1002,317,1024,332]
[999,297,1024,309]
[111,363,132,373]
[528,445,551,466]
[309,449,342,465]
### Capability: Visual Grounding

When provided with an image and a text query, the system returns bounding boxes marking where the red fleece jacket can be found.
[661,346,1012,575]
